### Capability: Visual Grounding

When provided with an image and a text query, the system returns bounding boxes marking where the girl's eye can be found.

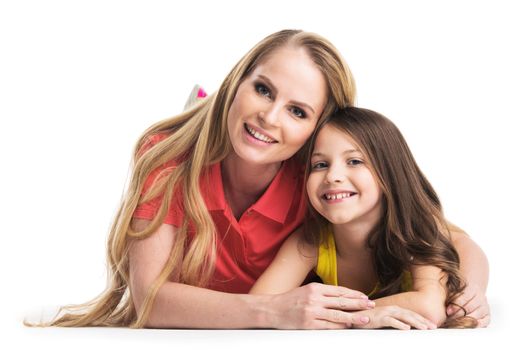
[311,161,328,170]
[348,159,364,166]
[290,106,306,119]
[255,83,272,98]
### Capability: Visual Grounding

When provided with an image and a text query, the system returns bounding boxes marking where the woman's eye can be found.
[255,83,271,98]
[290,106,306,119]
[311,161,328,170]
[348,159,363,166]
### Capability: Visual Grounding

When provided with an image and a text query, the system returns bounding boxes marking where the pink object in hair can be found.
[197,88,207,98]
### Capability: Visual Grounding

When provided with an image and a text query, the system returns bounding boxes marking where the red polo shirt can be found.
[132,136,307,293]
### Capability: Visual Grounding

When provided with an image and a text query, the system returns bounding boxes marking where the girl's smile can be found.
[307,124,382,227]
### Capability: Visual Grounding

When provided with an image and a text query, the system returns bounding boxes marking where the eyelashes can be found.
[310,158,365,170]
[255,83,271,98]
[254,82,307,119]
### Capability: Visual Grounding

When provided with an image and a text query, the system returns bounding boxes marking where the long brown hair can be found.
[303,107,477,328]
[33,29,356,328]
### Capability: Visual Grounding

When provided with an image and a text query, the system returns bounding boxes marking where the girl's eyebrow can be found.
[312,149,360,157]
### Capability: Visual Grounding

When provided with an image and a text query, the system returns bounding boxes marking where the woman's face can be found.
[227,46,328,166]
[307,124,382,227]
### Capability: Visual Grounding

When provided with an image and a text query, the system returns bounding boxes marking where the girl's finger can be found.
[320,309,370,326]
[385,316,411,330]
[310,319,348,330]
[394,311,435,330]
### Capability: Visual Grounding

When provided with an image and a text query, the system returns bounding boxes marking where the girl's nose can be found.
[324,164,345,184]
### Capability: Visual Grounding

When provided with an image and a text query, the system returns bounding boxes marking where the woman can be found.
[44,29,489,329]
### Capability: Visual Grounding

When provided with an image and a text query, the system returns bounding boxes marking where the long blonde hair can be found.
[39,29,356,328]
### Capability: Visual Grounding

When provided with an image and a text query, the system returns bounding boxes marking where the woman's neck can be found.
[221,153,282,219]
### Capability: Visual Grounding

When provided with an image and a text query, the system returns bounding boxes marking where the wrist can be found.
[243,293,274,328]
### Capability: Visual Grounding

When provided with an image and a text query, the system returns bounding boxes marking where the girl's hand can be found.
[446,282,490,328]
[351,306,437,330]
[266,282,374,329]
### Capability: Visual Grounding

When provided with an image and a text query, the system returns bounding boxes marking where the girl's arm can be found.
[372,265,447,327]
[249,229,317,294]
[129,220,371,329]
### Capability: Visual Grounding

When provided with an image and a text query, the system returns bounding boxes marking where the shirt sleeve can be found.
[132,134,184,227]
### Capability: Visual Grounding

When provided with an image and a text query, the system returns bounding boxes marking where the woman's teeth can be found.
[245,124,276,143]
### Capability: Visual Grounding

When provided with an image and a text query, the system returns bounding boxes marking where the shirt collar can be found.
[202,160,303,224]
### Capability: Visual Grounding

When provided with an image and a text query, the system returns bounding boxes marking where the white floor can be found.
[8,298,522,350]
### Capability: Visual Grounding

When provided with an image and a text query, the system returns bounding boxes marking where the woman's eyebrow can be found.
[258,74,315,114]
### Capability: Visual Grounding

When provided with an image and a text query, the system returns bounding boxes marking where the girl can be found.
[250,107,482,329]
[36,30,488,329]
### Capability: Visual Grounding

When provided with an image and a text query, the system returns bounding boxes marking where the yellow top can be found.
[315,228,412,295]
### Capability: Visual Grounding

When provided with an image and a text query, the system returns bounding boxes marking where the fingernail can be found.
[361,295,369,299]
[360,316,370,324]
[367,301,375,308]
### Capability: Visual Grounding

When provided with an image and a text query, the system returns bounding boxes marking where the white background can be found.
[1,0,524,349]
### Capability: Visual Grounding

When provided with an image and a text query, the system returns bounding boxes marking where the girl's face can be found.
[227,46,327,166]
[307,124,382,227]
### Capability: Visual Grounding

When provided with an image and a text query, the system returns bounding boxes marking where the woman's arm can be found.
[447,229,490,326]
[372,265,447,327]
[129,219,371,329]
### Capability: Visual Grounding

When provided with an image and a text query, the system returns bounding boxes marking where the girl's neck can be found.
[221,153,282,219]
[332,213,380,259]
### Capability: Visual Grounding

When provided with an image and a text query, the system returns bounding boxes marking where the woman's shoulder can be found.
[138,132,171,156]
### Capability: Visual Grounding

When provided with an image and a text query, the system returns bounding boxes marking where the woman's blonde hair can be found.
[37,29,356,328]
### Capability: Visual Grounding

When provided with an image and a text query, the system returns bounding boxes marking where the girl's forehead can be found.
[316,124,358,148]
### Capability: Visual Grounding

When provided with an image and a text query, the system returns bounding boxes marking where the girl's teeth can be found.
[325,193,353,200]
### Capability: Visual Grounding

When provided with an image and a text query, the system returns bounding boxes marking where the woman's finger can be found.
[447,293,475,317]
[476,314,491,328]
[449,293,487,319]
[323,295,375,311]
[315,283,368,299]
[465,302,490,322]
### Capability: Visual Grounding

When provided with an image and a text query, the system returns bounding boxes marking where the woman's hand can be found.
[446,282,490,328]
[265,282,374,329]
[352,306,437,330]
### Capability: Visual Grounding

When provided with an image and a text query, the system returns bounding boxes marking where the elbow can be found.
[129,276,161,328]
[419,300,447,327]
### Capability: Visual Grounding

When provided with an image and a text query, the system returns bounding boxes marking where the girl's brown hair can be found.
[303,107,477,328]
[33,29,356,328]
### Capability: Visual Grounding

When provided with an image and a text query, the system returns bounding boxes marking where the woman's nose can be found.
[257,104,281,127]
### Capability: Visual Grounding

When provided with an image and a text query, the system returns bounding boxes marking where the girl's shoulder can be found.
[284,229,318,266]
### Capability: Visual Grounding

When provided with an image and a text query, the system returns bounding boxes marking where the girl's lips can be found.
[322,191,357,201]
